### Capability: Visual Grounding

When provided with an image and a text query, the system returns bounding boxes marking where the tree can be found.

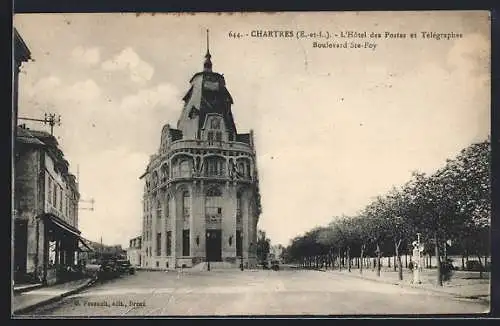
[383,186,416,280]
[362,197,392,277]
[444,140,491,276]
[256,229,271,263]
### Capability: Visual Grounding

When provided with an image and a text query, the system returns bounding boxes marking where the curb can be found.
[13,284,44,295]
[13,278,96,316]
[320,269,490,305]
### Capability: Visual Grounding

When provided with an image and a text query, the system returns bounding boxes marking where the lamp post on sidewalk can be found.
[412,233,424,284]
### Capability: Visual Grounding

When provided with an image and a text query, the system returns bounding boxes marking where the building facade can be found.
[127,236,142,267]
[12,29,31,284]
[139,44,262,269]
[14,126,85,285]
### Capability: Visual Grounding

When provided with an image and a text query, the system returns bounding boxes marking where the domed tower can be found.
[139,31,261,269]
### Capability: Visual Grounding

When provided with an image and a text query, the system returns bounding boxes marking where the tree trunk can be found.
[405,254,408,268]
[435,232,443,286]
[388,256,391,268]
[393,255,397,272]
[360,245,364,274]
[477,254,483,279]
[376,243,381,277]
[338,249,342,271]
[395,239,402,281]
[461,254,465,270]
[347,248,351,272]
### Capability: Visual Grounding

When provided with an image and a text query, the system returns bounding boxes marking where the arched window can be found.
[165,194,169,218]
[205,157,225,177]
[179,159,191,178]
[161,164,169,182]
[156,201,162,220]
[205,187,222,223]
[236,159,251,179]
[236,192,242,223]
[182,191,190,219]
[206,187,222,197]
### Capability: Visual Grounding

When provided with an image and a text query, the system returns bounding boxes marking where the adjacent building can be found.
[13,28,31,144]
[127,236,142,267]
[139,41,262,269]
[12,28,31,284]
[14,125,88,285]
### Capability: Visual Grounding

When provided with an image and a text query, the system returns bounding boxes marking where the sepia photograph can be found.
[11,11,491,317]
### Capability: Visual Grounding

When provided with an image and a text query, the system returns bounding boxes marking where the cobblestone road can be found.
[25,269,489,316]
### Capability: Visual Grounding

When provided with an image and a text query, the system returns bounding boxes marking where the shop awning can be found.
[45,214,81,237]
[78,238,94,252]
[43,213,94,250]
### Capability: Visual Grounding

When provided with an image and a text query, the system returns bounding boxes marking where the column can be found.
[169,189,177,268]
[242,189,250,262]
[174,186,183,267]
[151,194,157,267]
[222,183,237,261]
[190,182,204,263]
[161,190,167,259]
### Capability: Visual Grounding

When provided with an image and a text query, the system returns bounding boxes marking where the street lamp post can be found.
[412,233,423,284]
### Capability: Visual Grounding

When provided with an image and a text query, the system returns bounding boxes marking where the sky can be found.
[14,12,490,248]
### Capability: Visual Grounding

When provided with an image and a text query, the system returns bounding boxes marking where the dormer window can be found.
[207,131,214,145]
[188,106,199,119]
[210,117,221,129]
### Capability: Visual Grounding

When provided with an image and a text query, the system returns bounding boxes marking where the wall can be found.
[127,248,141,266]
[15,148,40,220]
[15,147,42,274]
[44,153,78,228]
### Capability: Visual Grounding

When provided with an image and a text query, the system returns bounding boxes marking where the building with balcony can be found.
[139,41,262,269]
[14,125,89,285]
[127,236,142,267]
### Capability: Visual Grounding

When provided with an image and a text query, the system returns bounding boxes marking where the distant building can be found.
[269,245,284,262]
[80,241,126,262]
[14,125,87,285]
[127,236,142,266]
[139,36,262,269]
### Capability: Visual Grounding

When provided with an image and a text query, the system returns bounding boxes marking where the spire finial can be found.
[203,28,212,72]
[206,29,210,55]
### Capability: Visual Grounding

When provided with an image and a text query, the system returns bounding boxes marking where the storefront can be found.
[42,213,91,285]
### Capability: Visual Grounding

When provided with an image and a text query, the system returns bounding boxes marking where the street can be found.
[25,268,489,316]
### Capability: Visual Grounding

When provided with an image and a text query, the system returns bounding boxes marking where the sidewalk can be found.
[13,283,44,294]
[12,277,95,316]
[321,267,490,304]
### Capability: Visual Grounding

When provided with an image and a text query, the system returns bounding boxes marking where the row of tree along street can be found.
[282,139,490,286]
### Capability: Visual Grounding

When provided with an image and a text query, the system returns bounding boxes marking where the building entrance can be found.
[206,229,222,262]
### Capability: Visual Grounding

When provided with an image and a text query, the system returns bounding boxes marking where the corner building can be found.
[140,46,262,269]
